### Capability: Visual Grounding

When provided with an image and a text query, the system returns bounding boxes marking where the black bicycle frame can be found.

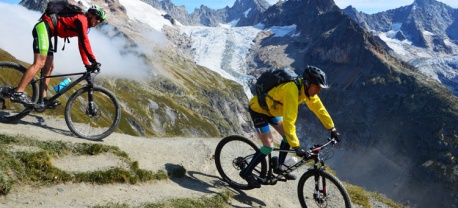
[259,149,309,185]
[261,142,331,186]
[32,69,94,110]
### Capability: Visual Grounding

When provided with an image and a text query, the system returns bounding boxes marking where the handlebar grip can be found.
[86,63,101,72]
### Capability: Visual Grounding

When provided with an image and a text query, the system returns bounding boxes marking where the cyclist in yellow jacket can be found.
[240,66,340,188]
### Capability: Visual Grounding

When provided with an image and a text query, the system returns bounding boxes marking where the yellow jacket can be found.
[249,80,334,147]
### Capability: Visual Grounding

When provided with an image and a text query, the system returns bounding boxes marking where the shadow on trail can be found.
[165,164,215,194]
[12,114,78,139]
[165,163,266,207]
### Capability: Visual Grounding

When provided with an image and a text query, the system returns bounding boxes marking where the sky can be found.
[1,0,458,14]
[170,0,458,14]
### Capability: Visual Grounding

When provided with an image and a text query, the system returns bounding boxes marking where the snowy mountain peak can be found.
[343,0,458,95]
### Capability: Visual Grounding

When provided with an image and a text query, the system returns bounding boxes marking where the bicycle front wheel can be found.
[65,86,120,140]
[0,62,37,123]
[214,135,267,190]
[298,169,352,208]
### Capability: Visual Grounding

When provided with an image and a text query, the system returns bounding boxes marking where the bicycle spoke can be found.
[0,62,37,123]
[214,135,267,190]
[219,140,255,185]
[299,171,351,207]
[65,87,120,140]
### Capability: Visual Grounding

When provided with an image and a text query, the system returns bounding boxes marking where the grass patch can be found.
[0,133,168,195]
[94,190,234,208]
[369,192,407,208]
[0,175,13,196]
[345,182,407,208]
[345,183,371,207]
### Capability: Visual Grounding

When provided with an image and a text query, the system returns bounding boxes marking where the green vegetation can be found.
[93,190,233,208]
[0,132,235,208]
[345,183,407,208]
[300,162,404,207]
[369,192,407,208]
[346,183,371,207]
[0,132,406,207]
[0,133,168,196]
[1,48,248,139]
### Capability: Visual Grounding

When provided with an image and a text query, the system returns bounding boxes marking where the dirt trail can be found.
[0,114,304,208]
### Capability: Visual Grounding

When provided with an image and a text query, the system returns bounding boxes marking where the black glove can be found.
[330,130,341,143]
[86,62,101,72]
[294,146,308,157]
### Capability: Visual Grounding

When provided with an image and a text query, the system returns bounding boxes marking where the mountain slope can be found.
[224,0,458,206]
[12,0,253,138]
[343,0,458,95]
[143,0,458,206]
[7,0,458,207]
[143,0,270,27]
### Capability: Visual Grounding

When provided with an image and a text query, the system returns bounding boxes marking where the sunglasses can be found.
[94,15,104,22]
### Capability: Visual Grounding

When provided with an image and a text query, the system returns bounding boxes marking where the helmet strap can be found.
[303,79,311,99]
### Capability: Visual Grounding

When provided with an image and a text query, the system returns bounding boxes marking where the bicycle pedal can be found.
[277,178,287,182]
[45,105,56,109]
[45,102,61,109]
[21,103,35,108]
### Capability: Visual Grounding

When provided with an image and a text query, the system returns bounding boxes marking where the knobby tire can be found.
[298,169,352,208]
[65,86,120,141]
[0,62,37,123]
[214,135,267,190]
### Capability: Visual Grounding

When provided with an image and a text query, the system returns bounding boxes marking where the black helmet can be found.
[303,66,329,88]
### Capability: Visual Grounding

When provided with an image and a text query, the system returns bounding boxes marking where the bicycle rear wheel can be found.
[0,62,37,123]
[298,169,352,208]
[214,135,267,190]
[65,86,120,140]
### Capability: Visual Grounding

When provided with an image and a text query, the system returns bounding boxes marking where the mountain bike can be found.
[214,135,352,208]
[0,61,121,141]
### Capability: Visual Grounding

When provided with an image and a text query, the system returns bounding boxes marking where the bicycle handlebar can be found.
[85,63,101,73]
[305,138,337,158]
[275,138,339,157]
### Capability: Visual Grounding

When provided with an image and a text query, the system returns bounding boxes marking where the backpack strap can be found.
[57,17,78,51]
[263,77,302,111]
[48,14,59,52]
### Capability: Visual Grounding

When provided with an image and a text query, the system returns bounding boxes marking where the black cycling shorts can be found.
[249,107,282,133]
[32,21,54,56]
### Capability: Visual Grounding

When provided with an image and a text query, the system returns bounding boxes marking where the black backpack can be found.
[255,68,301,110]
[41,0,84,52]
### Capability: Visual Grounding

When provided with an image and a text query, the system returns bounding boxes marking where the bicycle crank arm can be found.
[257,176,287,186]
[32,103,46,112]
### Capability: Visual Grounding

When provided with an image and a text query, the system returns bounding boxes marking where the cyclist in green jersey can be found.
[11,5,106,106]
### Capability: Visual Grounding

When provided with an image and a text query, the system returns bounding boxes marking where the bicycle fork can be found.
[314,171,327,203]
[313,159,328,204]
[86,88,98,117]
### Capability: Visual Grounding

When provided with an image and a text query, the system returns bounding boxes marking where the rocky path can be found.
[0,113,304,207]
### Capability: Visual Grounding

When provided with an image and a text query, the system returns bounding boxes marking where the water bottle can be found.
[280,157,298,171]
[54,78,71,92]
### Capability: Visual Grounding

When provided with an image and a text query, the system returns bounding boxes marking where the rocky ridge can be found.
[16,0,253,138]
[151,0,458,206]
[143,0,269,27]
[11,0,458,207]
[343,0,458,95]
